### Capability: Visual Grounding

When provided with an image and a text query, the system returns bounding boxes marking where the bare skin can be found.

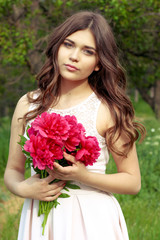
[4,29,141,202]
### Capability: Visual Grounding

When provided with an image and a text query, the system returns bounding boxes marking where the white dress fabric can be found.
[18,92,129,240]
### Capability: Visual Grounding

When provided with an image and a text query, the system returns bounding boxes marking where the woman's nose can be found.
[69,49,80,62]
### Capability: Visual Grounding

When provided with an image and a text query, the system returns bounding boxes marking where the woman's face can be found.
[57,29,99,83]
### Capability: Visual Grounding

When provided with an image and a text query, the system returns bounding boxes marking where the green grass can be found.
[130,93,155,118]
[0,96,160,240]
[0,117,11,177]
[122,197,160,239]
[0,208,22,240]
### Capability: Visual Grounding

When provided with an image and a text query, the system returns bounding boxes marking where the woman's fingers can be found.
[44,192,61,202]
[46,152,77,177]
[32,173,40,178]
[48,180,66,189]
[45,152,81,181]
[20,172,66,200]
[47,182,65,195]
[53,162,65,171]
[39,180,66,201]
[44,174,56,183]
[63,151,76,163]
[44,180,66,201]
[46,164,67,176]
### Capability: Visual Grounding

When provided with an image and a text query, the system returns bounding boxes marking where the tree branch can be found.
[5,72,25,86]
[127,49,160,61]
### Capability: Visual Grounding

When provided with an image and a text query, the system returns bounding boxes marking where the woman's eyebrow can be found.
[65,38,97,51]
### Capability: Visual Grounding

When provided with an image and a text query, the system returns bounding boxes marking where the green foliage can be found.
[0,28,34,66]
[131,94,155,118]
[0,117,11,176]
[0,66,35,117]
[0,0,32,23]
[101,0,160,88]
[0,0,19,14]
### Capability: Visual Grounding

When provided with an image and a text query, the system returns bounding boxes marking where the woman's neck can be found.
[54,78,93,109]
[59,78,92,97]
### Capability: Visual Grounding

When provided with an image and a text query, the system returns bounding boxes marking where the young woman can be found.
[4,11,145,240]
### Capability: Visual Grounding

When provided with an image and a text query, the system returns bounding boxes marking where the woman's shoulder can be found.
[13,92,33,120]
[17,93,31,109]
[99,100,114,125]
[13,89,40,122]
[16,90,39,112]
[96,100,115,137]
[9,93,30,134]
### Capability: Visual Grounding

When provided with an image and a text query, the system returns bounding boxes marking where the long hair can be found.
[24,11,145,156]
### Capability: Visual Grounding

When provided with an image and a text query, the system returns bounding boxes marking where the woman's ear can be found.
[94,63,101,71]
[94,65,100,71]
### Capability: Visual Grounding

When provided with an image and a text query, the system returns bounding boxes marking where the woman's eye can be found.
[83,49,95,56]
[63,41,73,48]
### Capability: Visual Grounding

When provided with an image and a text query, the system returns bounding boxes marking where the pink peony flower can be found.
[75,135,101,166]
[30,112,70,145]
[64,115,86,152]
[24,135,63,170]
[23,112,101,169]
[27,126,38,137]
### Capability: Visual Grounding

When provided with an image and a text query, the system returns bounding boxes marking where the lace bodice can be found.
[28,92,109,174]
[48,92,109,173]
[48,92,104,145]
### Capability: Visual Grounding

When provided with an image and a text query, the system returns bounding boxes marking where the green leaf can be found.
[25,157,32,163]
[33,167,42,175]
[25,157,32,169]
[22,149,30,156]
[63,187,69,192]
[49,179,61,184]
[58,193,70,198]
[65,182,81,189]
[26,125,31,138]
[53,179,61,183]
[50,199,60,209]
[18,135,27,146]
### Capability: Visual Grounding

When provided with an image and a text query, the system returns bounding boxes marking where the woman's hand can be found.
[46,152,89,182]
[18,174,66,201]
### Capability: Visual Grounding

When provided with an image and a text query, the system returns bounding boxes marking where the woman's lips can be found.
[65,64,79,72]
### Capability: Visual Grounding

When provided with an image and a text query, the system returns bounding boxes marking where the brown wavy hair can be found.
[24,11,145,157]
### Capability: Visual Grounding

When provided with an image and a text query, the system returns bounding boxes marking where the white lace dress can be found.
[18,92,129,240]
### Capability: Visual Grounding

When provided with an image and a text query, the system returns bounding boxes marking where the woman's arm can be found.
[85,101,141,194]
[80,142,141,195]
[46,144,141,195]
[4,94,65,201]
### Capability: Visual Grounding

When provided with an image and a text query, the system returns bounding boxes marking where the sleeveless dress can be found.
[18,92,129,240]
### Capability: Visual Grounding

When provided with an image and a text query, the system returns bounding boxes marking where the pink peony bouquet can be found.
[19,112,100,235]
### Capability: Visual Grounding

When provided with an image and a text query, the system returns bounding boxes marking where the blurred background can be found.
[0,0,160,239]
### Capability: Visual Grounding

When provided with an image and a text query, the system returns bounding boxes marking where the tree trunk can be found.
[138,87,154,111]
[134,89,139,102]
[154,80,160,119]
